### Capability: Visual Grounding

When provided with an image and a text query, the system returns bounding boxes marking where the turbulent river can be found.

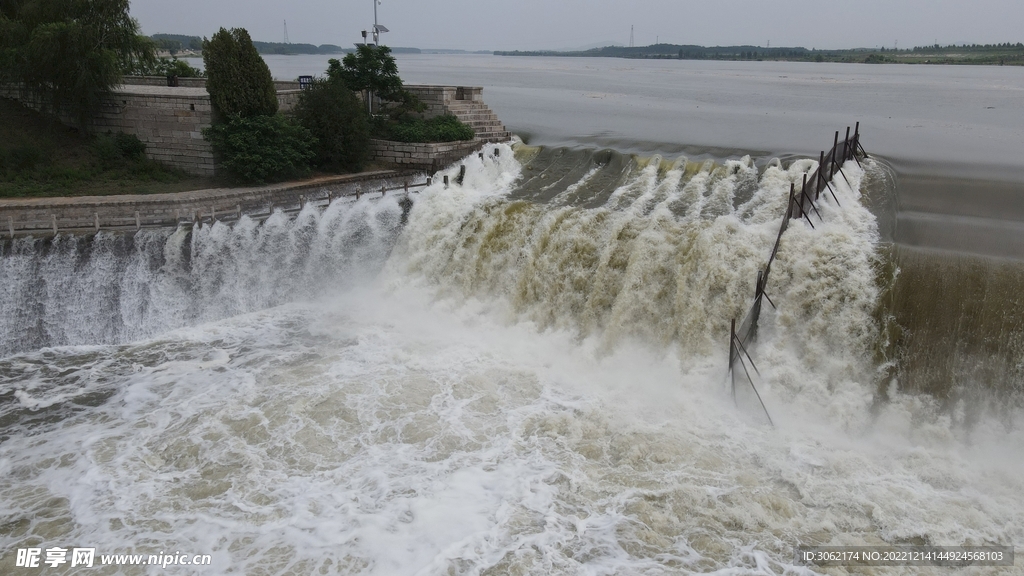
[2,143,1021,574]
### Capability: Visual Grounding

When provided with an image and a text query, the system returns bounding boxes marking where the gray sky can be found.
[131,0,1024,52]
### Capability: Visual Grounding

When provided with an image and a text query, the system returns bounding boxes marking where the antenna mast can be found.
[371,0,389,45]
[283,20,289,44]
[629,25,634,48]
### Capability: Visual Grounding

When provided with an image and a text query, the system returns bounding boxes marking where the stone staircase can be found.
[445,100,511,143]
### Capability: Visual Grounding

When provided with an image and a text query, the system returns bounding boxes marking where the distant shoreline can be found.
[493,42,1024,66]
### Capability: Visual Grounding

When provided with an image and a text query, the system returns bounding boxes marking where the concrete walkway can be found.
[2,170,422,237]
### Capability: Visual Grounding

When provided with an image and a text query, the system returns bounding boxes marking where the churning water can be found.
[1,144,1022,574]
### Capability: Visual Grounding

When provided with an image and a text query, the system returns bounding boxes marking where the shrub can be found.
[1,146,45,174]
[202,28,277,119]
[92,132,146,169]
[292,76,370,172]
[374,115,476,143]
[130,56,205,78]
[203,115,315,184]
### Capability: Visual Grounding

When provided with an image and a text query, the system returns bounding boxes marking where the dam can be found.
[2,57,1022,574]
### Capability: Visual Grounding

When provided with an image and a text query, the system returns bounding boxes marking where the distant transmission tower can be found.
[629,25,634,48]
[283,20,289,44]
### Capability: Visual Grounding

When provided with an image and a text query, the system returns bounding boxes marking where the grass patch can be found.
[0,98,222,198]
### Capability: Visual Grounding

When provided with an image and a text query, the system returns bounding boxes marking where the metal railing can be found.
[728,123,868,425]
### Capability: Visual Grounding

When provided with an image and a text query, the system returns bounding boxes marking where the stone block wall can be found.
[3,79,505,178]
[369,139,483,171]
[123,76,208,88]
[122,77,302,92]
[94,86,216,176]
[404,85,484,117]
[276,90,302,113]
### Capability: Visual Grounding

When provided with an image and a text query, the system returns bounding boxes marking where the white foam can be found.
[1,147,1022,574]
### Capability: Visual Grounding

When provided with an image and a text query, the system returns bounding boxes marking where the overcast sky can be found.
[131,0,1024,52]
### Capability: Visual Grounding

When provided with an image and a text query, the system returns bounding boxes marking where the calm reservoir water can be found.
[1,56,1022,574]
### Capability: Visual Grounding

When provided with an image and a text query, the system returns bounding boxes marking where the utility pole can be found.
[629,25,634,48]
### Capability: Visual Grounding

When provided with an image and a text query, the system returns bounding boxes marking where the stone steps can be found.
[445,100,509,142]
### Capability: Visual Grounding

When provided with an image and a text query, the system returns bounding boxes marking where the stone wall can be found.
[1,83,216,176]
[404,85,483,116]
[368,139,483,171]
[3,79,506,177]
[122,77,301,93]
[0,171,413,237]
[96,85,216,176]
[122,76,208,88]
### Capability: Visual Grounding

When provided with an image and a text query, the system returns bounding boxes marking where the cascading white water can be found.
[1,144,1021,575]
[0,196,405,357]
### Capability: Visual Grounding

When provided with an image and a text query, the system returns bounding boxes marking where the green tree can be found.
[202,27,277,119]
[292,72,369,172]
[0,0,154,126]
[339,44,405,113]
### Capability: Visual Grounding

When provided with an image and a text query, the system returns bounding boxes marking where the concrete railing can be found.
[0,171,421,238]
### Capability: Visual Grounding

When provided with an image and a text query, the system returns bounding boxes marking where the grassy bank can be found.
[0,98,220,198]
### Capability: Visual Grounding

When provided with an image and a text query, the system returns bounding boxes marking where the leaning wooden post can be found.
[844,126,852,161]
[135,211,141,230]
[855,121,868,159]
[832,130,840,166]
[730,318,737,403]
[800,174,807,218]
[404,181,409,193]
[8,216,14,239]
[817,151,826,199]
[94,213,100,232]
[443,175,449,189]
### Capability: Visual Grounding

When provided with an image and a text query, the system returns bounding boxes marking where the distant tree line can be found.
[495,41,1024,65]
[149,34,347,56]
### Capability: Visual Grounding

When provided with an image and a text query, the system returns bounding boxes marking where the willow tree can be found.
[0,0,154,126]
